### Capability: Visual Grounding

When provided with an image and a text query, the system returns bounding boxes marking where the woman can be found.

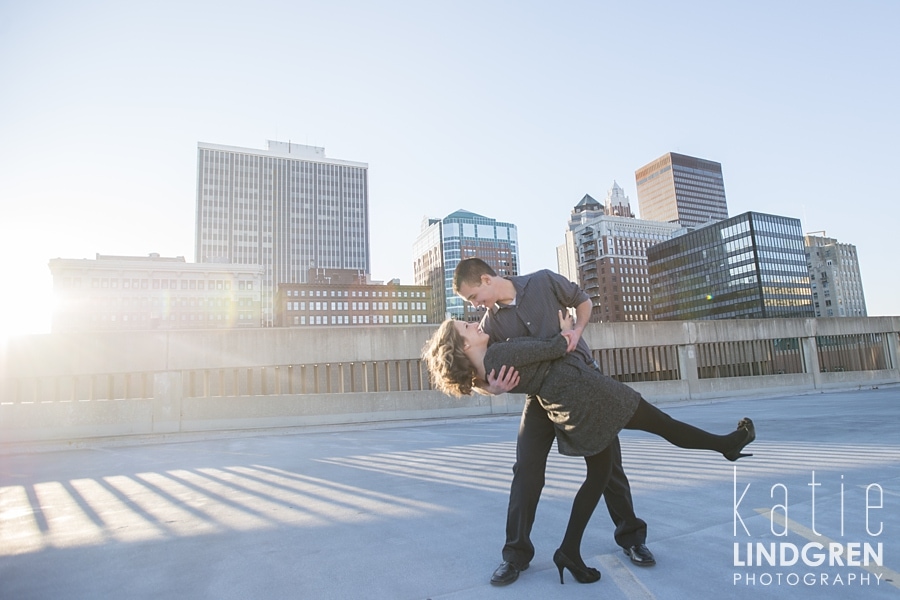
[422,313,755,585]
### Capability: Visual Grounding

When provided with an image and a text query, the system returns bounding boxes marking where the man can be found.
[453,258,655,586]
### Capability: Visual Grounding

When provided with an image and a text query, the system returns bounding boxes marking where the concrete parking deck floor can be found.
[2,386,900,600]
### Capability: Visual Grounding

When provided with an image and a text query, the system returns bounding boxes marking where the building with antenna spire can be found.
[605,181,634,218]
[557,183,680,322]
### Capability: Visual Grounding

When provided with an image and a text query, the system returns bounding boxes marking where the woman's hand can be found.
[559,309,579,352]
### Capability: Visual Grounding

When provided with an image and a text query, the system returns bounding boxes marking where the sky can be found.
[2,0,898,338]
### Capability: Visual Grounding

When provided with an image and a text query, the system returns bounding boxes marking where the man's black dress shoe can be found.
[490,561,528,586]
[624,544,656,566]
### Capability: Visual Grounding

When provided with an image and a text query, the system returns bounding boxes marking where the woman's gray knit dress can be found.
[483,334,641,457]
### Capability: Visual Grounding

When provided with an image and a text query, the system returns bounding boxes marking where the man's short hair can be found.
[453,258,497,294]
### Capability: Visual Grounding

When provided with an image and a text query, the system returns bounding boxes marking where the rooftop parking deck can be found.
[2,386,899,600]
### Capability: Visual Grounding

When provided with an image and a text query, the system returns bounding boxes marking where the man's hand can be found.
[483,365,520,395]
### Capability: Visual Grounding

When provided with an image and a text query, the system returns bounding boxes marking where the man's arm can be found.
[535,270,591,350]
[561,298,592,353]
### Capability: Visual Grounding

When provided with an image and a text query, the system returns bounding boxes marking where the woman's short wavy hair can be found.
[422,319,477,397]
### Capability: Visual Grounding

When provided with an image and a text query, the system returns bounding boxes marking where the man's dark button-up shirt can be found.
[479,269,594,368]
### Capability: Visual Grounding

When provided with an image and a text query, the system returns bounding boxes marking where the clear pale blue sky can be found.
[2,0,898,336]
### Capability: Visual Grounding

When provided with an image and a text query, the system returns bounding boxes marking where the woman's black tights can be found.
[559,399,745,566]
[558,446,613,568]
[625,398,745,454]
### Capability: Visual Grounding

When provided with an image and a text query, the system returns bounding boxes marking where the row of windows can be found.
[599,304,651,319]
[200,152,366,178]
[289,314,428,325]
[602,293,651,305]
[652,288,812,311]
[653,297,811,319]
[64,278,255,291]
[283,289,426,298]
[64,297,255,308]
[619,286,651,294]
[599,266,648,277]
[286,301,426,311]
[84,312,256,322]
[673,190,727,205]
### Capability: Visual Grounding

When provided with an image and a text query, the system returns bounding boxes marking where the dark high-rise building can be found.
[635,152,729,227]
[647,212,814,320]
[196,141,369,326]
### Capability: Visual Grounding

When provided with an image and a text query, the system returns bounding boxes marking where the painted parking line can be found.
[755,508,899,589]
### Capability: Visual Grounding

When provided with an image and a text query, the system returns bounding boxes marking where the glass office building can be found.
[648,212,814,320]
[196,141,369,326]
[635,152,729,227]
[413,209,518,321]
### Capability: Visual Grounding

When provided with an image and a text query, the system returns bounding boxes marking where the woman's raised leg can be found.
[625,399,754,459]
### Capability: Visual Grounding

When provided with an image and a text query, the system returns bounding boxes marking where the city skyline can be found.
[2,1,899,339]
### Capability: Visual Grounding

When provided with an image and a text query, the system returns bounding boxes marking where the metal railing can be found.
[181,360,431,398]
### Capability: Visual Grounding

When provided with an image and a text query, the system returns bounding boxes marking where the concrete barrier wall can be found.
[1,317,898,446]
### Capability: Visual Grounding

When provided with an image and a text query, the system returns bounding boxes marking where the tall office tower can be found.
[196,141,369,326]
[557,185,680,322]
[413,209,518,322]
[647,212,814,321]
[635,152,729,227]
[804,233,867,317]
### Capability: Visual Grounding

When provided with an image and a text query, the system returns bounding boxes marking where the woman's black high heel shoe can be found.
[552,549,601,584]
[724,417,756,461]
